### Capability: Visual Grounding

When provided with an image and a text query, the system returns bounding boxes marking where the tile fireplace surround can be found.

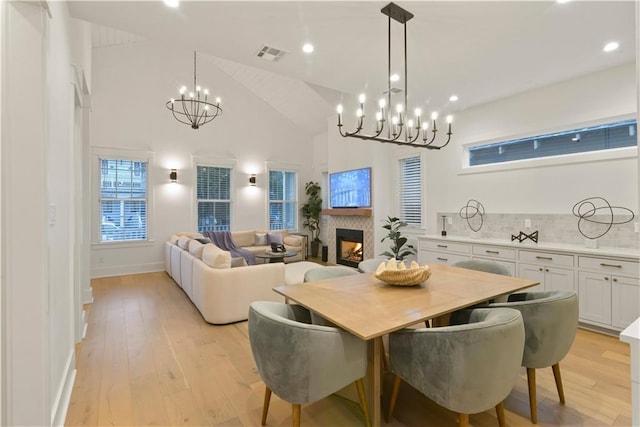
[326,215,375,265]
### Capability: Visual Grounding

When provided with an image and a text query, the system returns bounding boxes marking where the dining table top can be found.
[273,263,540,340]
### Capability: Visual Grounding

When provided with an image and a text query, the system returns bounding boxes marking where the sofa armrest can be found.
[283,234,303,247]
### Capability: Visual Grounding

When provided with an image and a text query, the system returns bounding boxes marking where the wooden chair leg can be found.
[495,402,506,427]
[458,413,469,427]
[292,403,301,427]
[355,379,372,427]
[386,375,402,422]
[526,367,538,424]
[552,363,566,404]
[261,387,272,425]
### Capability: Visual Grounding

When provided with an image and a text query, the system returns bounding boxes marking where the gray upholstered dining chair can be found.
[303,266,359,326]
[357,257,389,273]
[303,265,358,281]
[487,290,578,424]
[248,301,371,427]
[452,259,511,276]
[387,308,525,427]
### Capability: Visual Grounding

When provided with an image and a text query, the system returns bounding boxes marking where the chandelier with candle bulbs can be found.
[166,51,222,130]
[337,3,453,149]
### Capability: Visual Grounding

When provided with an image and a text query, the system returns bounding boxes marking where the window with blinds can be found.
[269,170,297,230]
[399,156,422,227]
[197,165,232,232]
[99,158,148,242]
[468,119,637,166]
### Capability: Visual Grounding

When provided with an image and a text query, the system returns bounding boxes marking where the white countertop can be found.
[419,234,640,259]
[621,317,640,344]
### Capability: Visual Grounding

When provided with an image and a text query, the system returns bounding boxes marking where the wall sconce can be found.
[249,174,256,186]
[169,169,178,183]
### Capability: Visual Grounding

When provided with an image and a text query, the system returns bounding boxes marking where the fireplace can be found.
[336,228,364,268]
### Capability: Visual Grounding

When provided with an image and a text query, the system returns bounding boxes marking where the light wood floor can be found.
[65,272,632,427]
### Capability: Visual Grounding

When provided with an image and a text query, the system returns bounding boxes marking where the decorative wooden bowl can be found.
[374,260,431,286]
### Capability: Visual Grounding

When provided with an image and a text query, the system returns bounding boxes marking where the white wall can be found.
[423,63,638,233]
[1,2,89,425]
[90,43,315,277]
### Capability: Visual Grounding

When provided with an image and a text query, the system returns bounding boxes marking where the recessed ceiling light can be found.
[163,0,179,8]
[389,73,400,82]
[449,95,459,102]
[556,0,571,4]
[302,43,314,53]
[603,41,619,52]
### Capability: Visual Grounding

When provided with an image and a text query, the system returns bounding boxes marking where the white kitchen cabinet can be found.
[417,238,471,265]
[578,256,640,330]
[518,250,574,294]
[472,244,516,275]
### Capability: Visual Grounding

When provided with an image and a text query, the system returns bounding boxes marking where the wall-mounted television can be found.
[329,167,372,208]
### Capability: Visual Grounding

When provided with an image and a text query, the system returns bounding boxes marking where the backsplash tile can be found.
[437,212,639,249]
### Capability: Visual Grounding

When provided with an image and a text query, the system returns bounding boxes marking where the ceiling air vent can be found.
[256,45,286,62]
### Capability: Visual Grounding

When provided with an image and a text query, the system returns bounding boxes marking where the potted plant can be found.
[301,181,323,257]
[380,216,416,261]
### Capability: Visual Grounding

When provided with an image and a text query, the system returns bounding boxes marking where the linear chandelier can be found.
[337,3,453,149]
[166,51,222,130]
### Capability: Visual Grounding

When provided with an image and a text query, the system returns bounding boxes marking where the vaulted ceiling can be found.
[69,1,636,135]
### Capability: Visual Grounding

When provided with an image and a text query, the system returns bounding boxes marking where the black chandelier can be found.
[337,3,453,149]
[166,51,222,130]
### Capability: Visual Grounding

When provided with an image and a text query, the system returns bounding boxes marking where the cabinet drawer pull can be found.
[536,256,552,260]
[437,245,448,248]
[600,263,622,268]
[437,257,448,261]
[485,250,499,254]
[613,278,618,282]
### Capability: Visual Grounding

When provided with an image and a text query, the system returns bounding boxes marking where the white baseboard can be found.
[51,349,76,427]
[90,261,164,278]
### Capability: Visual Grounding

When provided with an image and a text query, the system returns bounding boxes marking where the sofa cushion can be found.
[231,257,249,268]
[177,236,192,249]
[202,244,232,269]
[254,233,267,246]
[231,230,255,247]
[283,235,302,246]
[267,233,283,245]
[188,240,206,259]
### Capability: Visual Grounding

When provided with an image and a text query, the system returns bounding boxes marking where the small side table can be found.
[290,233,309,259]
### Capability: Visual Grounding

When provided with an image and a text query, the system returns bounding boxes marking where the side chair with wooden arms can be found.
[248,301,371,427]
[387,307,525,427]
[487,290,579,424]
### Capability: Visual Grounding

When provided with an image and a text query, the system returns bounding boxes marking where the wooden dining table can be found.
[273,263,540,427]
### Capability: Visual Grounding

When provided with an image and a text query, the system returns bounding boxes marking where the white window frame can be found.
[459,114,638,175]
[266,162,299,231]
[398,154,423,228]
[92,147,153,247]
[194,159,235,233]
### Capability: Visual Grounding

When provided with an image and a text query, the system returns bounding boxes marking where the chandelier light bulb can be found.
[179,86,186,95]
[407,119,414,128]
[356,108,363,118]
[189,92,194,98]
[422,122,429,130]
[337,104,343,114]
[392,116,399,125]
[358,94,366,104]
[215,97,221,104]
[449,95,459,102]
[446,115,453,123]
[204,89,209,95]
[396,104,403,113]
[376,111,383,121]
[196,85,201,92]
[414,108,422,117]
[431,112,438,120]
[378,99,386,108]
[390,73,400,82]
[204,105,210,111]
[170,98,175,104]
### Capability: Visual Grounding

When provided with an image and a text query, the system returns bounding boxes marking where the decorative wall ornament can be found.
[459,199,485,232]
[572,197,635,239]
[511,230,539,243]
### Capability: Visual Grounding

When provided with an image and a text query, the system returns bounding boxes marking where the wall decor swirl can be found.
[459,199,485,232]
[571,196,635,239]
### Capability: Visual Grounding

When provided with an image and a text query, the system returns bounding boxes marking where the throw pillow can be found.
[254,233,268,246]
[201,244,232,269]
[195,237,211,244]
[231,257,248,268]
[266,233,283,245]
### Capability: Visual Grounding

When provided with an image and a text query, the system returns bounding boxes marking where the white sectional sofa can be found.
[165,232,317,324]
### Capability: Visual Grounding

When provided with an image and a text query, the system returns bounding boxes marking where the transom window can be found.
[197,165,231,232]
[467,119,637,167]
[269,170,297,230]
[399,156,422,227]
[99,158,148,242]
